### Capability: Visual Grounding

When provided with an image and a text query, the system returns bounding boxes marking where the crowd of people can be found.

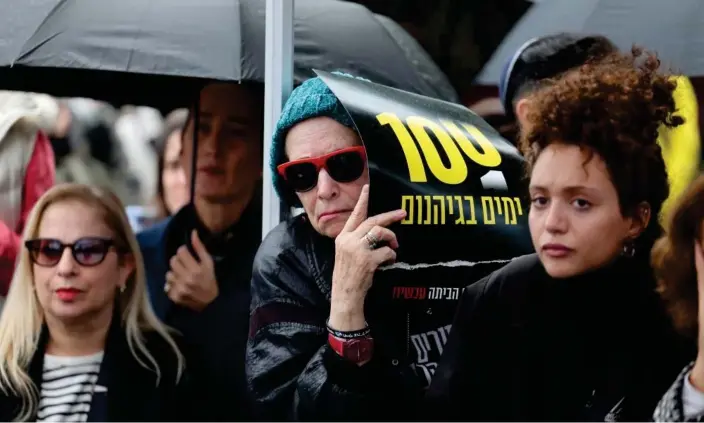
[0,30,703,422]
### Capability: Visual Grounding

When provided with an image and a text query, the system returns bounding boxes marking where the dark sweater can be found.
[426,253,693,421]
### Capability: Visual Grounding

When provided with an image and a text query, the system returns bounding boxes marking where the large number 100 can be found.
[376,112,503,185]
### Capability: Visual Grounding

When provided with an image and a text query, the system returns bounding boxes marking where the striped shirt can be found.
[37,352,105,422]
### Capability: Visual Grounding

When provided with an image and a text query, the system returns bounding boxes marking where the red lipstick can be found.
[56,288,82,302]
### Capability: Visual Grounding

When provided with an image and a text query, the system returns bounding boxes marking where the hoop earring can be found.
[622,242,636,258]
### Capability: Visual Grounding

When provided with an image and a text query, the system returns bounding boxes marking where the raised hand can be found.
[328,185,406,331]
[165,230,219,312]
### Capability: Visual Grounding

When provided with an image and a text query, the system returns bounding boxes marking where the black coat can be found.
[246,215,462,421]
[138,200,262,421]
[425,253,693,422]
[0,318,196,422]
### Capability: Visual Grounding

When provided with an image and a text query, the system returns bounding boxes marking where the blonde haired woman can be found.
[0,184,196,422]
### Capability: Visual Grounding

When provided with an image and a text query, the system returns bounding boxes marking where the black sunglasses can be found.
[24,237,120,267]
[277,146,367,192]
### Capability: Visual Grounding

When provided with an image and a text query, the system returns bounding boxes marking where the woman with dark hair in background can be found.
[426,49,692,421]
[152,109,189,219]
[125,109,189,233]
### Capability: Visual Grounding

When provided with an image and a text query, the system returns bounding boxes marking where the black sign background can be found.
[317,70,533,266]
[313,70,536,387]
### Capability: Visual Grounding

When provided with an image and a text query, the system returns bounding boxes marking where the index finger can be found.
[341,184,370,233]
[356,209,407,235]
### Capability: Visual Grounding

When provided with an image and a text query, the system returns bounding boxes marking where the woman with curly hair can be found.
[425,49,692,421]
[652,175,704,421]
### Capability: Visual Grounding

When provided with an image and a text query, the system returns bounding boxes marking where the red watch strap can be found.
[328,333,374,363]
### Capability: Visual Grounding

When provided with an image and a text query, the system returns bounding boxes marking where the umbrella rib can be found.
[374,14,459,103]
[372,11,433,93]
[123,2,157,73]
[15,32,63,65]
[13,0,69,66]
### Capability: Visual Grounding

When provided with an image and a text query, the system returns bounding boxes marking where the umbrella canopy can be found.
[0,0,458,110]
[476,0,704,85]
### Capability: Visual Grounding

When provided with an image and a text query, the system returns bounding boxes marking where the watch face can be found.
[343,338,373,361]
[328,333,374,363]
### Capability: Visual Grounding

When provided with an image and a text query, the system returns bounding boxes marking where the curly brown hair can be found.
[519,48,684,251]
[652,175,704,338]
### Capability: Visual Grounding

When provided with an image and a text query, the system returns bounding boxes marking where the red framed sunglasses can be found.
[277,146,367,192]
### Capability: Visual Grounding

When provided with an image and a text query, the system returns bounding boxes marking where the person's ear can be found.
[117,253,135,293]
[626,202,652,239]
[515,98,531,129]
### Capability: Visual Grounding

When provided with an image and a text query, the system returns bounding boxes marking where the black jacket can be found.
[246,215,467,421]
[0,318,195,422]
[425,253,693,422]
[138,200,262,421]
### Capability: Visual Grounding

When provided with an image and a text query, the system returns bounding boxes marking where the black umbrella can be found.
[476,0,704,85]
[0,0,458,110]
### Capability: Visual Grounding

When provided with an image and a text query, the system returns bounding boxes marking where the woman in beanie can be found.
[425,49,691,421]
[246,75,422,421]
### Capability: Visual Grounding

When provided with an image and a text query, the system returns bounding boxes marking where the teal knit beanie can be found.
[271,72,367,206]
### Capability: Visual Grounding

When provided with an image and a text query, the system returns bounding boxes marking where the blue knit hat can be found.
[271,72,367,206]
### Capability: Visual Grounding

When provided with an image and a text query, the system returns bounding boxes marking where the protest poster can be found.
[316,70,533,384]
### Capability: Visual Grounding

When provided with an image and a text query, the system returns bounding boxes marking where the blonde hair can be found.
[0,183,184,421]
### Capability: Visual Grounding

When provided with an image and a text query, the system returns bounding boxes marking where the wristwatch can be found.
[326,319,374,363]
[328,333,374,363]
